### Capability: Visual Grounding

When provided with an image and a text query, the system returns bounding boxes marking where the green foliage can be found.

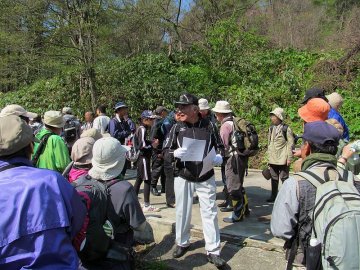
[1,18,359,167]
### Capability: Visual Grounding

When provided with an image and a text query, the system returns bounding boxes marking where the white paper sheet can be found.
[181,137,206,162]
[199,147,216,178]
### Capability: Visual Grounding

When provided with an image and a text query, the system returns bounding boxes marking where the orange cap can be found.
[298,98,330,122]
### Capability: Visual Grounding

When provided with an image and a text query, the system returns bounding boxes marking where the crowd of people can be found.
[0,88,359,269]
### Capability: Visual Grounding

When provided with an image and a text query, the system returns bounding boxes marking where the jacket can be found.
[0,157,86,269]
[163,116,220,182]
[33,128,71,173]
[328,108,350,141]
[267,124,294,165]
[108,116,131,144]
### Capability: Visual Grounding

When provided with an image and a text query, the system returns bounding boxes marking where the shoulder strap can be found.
[32,133,54,166]
[0,163,23,172]
[295,171,325,188]
[282,124,288,141]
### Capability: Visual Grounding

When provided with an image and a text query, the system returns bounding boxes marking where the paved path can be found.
[125,168,287,269]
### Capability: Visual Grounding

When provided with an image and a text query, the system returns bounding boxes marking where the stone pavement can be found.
[125,168,287,269]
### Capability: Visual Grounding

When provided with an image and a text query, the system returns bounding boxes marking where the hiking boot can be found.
[151,187,161,196]
[142,205,160,212]
[173,245,190,258]
[166,203,176,208]
[223,215,243,223]
[217,200,228,208]
[220,205,233,212]
[207,254,226,267]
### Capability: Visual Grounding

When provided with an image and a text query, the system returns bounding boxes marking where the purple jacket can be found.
[0,157,86,269]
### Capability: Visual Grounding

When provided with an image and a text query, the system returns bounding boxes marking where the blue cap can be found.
[141,110,156,119]
[114,102,127,111]
[302,121,340,146]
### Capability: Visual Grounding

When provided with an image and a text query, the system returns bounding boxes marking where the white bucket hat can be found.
[198,98,210,110]
[89,137,128,181]
[270,107,284,121]
[212,101,232,113]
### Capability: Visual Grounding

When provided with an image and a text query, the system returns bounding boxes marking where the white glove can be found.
[213,154,223,166]
[174,148,187,159]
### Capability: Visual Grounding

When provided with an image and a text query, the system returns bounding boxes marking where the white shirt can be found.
[93,114,110,134]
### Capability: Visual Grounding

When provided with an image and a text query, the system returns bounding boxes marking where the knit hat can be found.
[298,98,330,122]
[212,101,232,114]
[88,137,128,181]
[71,137,95,165]
[270,107,284,121]
[326,92,343,110]
[198,98,210,110]
[0,104,37,119]
[0,115,39,157]
[80,128,103,141]
[43,111,65,128]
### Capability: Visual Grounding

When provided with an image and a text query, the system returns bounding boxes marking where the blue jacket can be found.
[0,157,86,269]
[328,108,350,141]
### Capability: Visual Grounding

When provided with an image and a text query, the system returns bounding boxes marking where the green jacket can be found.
[33,128,71,173]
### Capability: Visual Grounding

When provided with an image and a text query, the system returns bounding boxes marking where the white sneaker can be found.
[142,204,160,212]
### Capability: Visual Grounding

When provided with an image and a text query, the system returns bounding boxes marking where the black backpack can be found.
[63,119,78,143]
[150,118,165,142]
[71,175,130,262]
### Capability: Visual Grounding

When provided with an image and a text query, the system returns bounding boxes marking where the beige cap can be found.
[212,101,232,114]
[0,104,37,119]
[43,111,65,128]
[270,107,284,121]
[62,107,72,114]
[80,128,103,141]
[71,137,95,165]
[326,92,343,110]
[0,115,39,156]
[198,98,210,110]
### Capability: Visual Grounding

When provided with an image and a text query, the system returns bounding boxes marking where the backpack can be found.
[295,166,360,270]
[125,135,139,163]
[72,175,130,262]
[150,118,165,142]
[63,119,78,143]
[230,117,259,157]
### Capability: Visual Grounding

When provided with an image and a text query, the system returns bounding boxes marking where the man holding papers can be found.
[163,93,226,268]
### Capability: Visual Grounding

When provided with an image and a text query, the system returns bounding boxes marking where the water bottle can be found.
[348,141,360,175]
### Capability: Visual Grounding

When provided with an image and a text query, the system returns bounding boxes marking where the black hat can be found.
[301,88,328,104]
[175,93,199,106]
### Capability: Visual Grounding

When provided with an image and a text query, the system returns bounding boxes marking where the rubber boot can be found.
[266,179,278,202]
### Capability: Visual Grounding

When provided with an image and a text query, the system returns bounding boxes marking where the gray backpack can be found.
[296,166,360,270]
